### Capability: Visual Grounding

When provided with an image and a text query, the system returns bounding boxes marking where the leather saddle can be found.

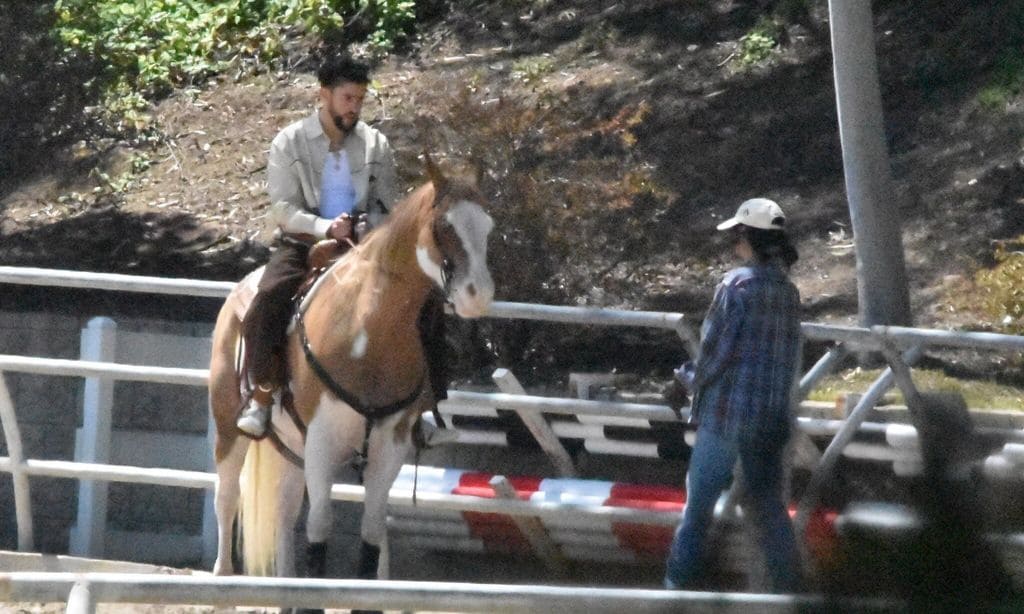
[231,238,351,323]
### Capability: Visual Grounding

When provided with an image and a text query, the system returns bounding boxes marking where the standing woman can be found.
[663,197,803,592]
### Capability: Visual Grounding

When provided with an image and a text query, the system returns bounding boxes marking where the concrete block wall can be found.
[0,310,214,560]
[0,312,83,553]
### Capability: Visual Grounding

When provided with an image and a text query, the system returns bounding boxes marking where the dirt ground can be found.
[3,1,1022,346]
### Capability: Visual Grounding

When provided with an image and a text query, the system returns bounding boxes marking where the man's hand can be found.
[663,377,690,413]
[326,214,354,241]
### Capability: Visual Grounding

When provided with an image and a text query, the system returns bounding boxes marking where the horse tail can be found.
[239,437,284,576]
[211,271,283,577]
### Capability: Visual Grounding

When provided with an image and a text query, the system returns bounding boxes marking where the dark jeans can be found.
[241,241,450,402]
[664,427,800,592]
[241,241,309,387]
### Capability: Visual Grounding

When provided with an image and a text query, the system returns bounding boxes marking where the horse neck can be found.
[365,185,436,318]
[311,185,436,346]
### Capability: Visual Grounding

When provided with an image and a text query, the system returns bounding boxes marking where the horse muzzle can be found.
[450,275,494,318]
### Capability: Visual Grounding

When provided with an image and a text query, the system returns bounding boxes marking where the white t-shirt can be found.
[319,150,356,219]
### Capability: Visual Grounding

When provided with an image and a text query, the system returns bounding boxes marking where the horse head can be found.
[415,154,495,318]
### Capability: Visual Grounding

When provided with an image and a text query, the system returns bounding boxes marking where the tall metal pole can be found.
[828,0,912,326]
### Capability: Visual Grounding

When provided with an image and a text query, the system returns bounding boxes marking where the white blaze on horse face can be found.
[350,328,369,359]
[446,200,495,318]
[416,199,494,317]
[415,245,445,289]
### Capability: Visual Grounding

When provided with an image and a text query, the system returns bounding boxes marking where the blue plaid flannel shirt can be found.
[682,263,802,445]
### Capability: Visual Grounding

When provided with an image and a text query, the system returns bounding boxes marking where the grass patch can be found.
[512,55,556,85]
[807,368,1024,411]
[974,237,1024,333]
[977,51,1024,111]
[735,17,782,67]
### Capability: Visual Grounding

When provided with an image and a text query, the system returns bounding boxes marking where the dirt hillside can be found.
[1,0,1023,378]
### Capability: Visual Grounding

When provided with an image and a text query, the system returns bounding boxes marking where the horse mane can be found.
[340,173,485,290]
[357,181,437,275]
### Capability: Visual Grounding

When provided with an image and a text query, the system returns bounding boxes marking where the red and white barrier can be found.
[389,466,839,566]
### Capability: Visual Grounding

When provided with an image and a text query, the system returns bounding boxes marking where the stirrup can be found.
[236,401,269,437]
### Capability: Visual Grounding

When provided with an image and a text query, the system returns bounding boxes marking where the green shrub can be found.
[512,56,555,85]
[51,0,417,131]
[978,51,1024,111]
[363,0,416,51]
[737,17,782,67]
[975,238,1024,333]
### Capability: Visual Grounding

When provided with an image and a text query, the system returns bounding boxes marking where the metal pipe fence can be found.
[1,266,1022,610]
[0,571,901,613]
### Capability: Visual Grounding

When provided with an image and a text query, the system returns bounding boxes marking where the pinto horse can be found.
[207,159,494,591]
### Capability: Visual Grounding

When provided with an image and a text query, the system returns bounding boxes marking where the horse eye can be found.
[434,219,455,242]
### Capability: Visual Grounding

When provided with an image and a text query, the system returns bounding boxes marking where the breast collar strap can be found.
[295,310,424,420]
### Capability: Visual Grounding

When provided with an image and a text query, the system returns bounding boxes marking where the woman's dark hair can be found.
[739,225,799,268]
[317,53,371,88]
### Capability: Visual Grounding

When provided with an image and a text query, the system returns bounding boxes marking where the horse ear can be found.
[423,151,448,201]
[471,157,485,189]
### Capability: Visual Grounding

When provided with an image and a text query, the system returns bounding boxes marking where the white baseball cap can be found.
[716,198,786,231]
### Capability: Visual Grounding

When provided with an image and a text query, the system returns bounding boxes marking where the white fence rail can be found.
[2,266,1023,610]
[0,572,899,614]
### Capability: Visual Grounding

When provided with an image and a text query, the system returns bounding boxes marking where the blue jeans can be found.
[664,427,801,592]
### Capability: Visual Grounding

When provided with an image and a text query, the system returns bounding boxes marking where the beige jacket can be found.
[267,111,398,240]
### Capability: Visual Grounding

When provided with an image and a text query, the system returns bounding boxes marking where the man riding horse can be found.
[237,52,448,437]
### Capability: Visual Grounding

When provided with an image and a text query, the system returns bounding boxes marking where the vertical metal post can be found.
[69,317,117,557]
[828,0,912,326]
[0,371,34,551]
[673,318,700,360]
[201,412,219,569]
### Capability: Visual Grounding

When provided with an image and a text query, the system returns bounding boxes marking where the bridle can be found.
[439,255,456,299]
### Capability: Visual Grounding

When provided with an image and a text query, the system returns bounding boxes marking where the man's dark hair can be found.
[317,53,371,88]
[740,225,799,269]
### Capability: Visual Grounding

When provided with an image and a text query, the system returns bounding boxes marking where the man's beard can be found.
[331,110,358,134]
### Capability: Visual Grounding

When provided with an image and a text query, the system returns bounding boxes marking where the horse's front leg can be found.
[304,401,362,579]
[345,411,412,614]
[359,410,415,580]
